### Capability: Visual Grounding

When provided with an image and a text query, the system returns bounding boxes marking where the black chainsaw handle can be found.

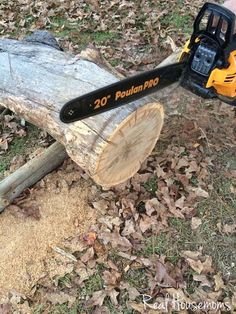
[191,2,236,49]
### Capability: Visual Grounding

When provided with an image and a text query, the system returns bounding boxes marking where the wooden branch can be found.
[0,142,67,212]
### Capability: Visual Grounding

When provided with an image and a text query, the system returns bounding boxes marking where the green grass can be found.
[170,13,192,33]
[143,175,158,195]
[142,219,192,265]
[196,175,236,277]
[58,274,72,289]
[0,123,41,178]
[49,304,78,314]
[74,31,118,50]
[32,304,44,314]
[44,16,120,50]
[123,268,148,292]
[81,273,104,297]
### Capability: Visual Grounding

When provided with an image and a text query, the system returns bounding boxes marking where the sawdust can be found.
[0,164,98,299]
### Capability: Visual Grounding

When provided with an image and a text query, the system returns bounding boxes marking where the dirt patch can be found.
[0,164,98,299]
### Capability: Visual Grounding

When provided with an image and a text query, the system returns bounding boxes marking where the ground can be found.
[0,0,235,313]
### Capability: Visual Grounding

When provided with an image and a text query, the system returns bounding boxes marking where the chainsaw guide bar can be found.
[60,62,184,123]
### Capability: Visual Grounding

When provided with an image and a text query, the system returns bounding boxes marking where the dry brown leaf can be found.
[83,231,97,245]
[175,196,185,209]
[232,292,236,309]
[75,261,95,283]
[181,250,201,260]
[92,200,109,212]
[191,217,202,230]
[122,219,136,236]
[107,259,118,271]
[99,230,132,250]
[202,256,214,274]
[102,270,121,286]
[175,158,189,170]
[0,304,12,314]
[80,247,94,263]
[107,288,119,305]
[192,274,212,288]
[127,286,140,300]
[86,290,107,307]
[214,274,225,291]
[193,187,209,198]
[139,215,152,233]
[0,138,8,151]
[155,261,177,287]
[186,258,204,274]
[222,223,236,234]
[46,291,76,306]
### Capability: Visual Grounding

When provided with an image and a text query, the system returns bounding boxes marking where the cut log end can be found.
[92,103,164,187]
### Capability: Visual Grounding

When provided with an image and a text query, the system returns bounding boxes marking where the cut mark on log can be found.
[92,103,164,186]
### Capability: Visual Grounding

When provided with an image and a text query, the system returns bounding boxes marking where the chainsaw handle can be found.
[192,2,236,49]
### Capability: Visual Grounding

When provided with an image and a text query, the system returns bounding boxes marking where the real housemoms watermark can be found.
[142,294,231,312]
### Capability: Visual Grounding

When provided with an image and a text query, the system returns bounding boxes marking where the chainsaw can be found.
[60,2,236,123]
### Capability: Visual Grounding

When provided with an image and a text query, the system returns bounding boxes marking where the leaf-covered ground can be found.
[0,0,235,313]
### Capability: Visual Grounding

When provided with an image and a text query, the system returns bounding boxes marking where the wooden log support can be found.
[0,142,67,212]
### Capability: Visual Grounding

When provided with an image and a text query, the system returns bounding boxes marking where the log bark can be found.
[0,32,171,186]
[0,142,67,212]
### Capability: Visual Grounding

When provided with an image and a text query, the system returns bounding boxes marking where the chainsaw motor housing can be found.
[180,2,236,106]
[59,2,236,123]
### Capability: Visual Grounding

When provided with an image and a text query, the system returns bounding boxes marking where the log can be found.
[0,31,170,186]
[0,142,67,212]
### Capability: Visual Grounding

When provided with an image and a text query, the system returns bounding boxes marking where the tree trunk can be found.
[0,32,167,186]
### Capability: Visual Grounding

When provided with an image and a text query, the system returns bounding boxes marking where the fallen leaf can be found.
[46,291,76,306]
[102,270,121,286]
[232,292,236,309]
[202,256,214,274]
[92,200,109,212]
[83,231,97,245]
[181,250,201,260]
[222,223,236,234]
[193,187,209,198]
[86,290,107,307]
[155,261,177,287]
[122,219,136,236]
[80,247,95,263]
[0,138,8,150]
[139,215,152,233]
[192,274,212,288]
[99,229,132,251]
[175,196,185,209]
[214,274,225,291]
[0,304,12,314]
[107,288,119,305]
[127,286,140,300]
[191,217,202,230]
[186,258,204,274]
